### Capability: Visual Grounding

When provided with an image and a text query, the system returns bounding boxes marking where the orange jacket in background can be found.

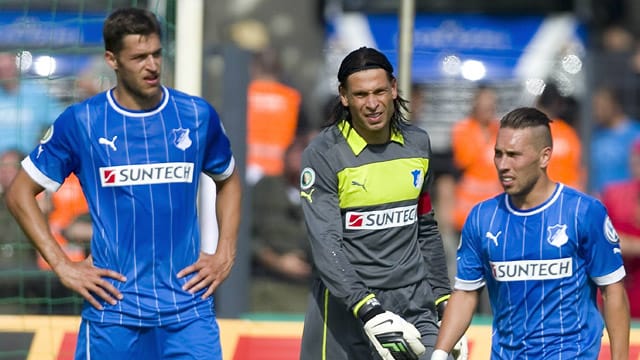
[246,79,301,181]
[548,118,585,191]
[451,117,503,232]
[38,174,88,270]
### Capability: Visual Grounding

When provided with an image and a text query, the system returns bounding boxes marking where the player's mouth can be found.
[500,176,514,187]
[144,74,160,86]
[365,112,384,124]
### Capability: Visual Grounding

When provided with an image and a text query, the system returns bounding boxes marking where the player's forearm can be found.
[5,171,70,271]
[601,282,630,360]
[619,233,640,256]
[419,212,452,297]
[434,290,476,353]
[214,169,241,256]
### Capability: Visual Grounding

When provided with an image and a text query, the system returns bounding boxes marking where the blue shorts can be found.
[74,316,221,360]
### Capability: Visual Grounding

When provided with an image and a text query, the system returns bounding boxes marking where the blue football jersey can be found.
[456,184,625,359]
[22,87,235,326]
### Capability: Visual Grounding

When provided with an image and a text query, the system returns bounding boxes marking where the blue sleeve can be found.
[25,106,79,189]
[202,103,234,181]
[455,204,487,290]
[580,200,625,284]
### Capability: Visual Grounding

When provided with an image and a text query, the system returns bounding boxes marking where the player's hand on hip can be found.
[177,251,235,299]
[55,258,126,310]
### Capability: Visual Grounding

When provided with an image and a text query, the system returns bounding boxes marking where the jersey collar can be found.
[338,120,404,156]
[107,86,169,117]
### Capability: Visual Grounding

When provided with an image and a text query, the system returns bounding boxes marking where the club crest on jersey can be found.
[603,216,620,244]
[410,169,423,189]
[300,167,315,190]
[172,128,192,150]
[547,224,569,248]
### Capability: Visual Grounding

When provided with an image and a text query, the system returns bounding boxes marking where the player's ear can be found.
[390,78,398,99]
[539,146,552,169]
[339,85,349,107]
[104,51,118,71]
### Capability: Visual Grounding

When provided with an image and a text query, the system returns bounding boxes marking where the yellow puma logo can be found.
[300,188,315,203]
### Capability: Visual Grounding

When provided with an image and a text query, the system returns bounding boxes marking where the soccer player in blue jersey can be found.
[5,7,241,359]
[431,107,630,360]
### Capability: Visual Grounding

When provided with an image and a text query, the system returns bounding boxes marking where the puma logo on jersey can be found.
[99,136,118,151]
[351,180,367,192]
[301,188,315,203]
[486,231,501,246]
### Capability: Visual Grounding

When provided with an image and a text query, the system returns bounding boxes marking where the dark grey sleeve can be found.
[300,147,370,310]
[418,209,452,302]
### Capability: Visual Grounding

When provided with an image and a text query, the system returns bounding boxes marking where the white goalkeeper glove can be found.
[355,295,425,360]
[364,311,426,360]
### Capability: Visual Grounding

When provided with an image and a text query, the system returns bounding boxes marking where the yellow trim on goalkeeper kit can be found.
[322,288,329,360]
[435,294,451,306]
[337,158,428,208]
[352,293,376,317]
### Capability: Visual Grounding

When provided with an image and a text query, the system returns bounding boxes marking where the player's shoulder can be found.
[61,92,109,122]
[560,183,600,204]
[166,87,208,103]
[472,193,504,214]
[304,126,340,154]
[399,121,428,138]
[397,122,431,151]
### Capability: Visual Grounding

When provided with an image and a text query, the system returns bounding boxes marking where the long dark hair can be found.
[325,47,409,131]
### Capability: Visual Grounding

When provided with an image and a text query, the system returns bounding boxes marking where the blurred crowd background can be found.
[2,0,640,322]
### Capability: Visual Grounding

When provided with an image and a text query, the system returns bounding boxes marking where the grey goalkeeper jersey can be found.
[299,120,451,310]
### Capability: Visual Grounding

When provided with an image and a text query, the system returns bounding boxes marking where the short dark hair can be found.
[327,47,409,128]
[103,7,162,54]
[500,107,553,147]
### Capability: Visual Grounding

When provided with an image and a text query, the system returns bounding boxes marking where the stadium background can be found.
[1,0,640,358]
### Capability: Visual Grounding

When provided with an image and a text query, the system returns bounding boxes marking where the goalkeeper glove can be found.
[355,295,425,360]
[436,299,469,360]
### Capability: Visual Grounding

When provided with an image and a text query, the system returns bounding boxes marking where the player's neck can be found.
[112,86,163,111]
[511,178,557,210]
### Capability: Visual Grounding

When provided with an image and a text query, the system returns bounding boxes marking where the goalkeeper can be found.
[298,47,467,360]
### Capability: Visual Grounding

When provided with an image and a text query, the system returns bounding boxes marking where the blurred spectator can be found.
[37,174,90,270]
[451,85,502,233]
[600,139,640,319]
[535,82,585,191]
[74,55,116,100]
[246,48,305,185]
[601,24,635,52]
[0,52,64,154]
[250,135,312,313]
[589,86,640,196]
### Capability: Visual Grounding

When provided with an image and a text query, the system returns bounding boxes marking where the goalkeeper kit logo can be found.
[345,205,417,230]
[100,162,194,187]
